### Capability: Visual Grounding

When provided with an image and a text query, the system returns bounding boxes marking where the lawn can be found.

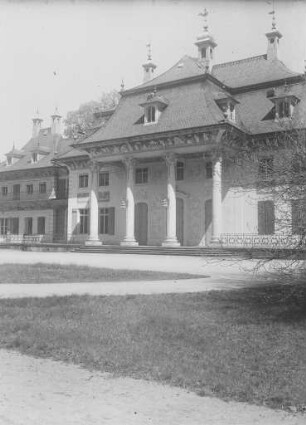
[0,263,203,283]
[0,282,305,412]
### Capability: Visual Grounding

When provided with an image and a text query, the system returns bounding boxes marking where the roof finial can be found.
[146,42,152,61]
[304,60,306,75]
[120,78,125,92]
[268,0,276,30]
[198,8,209,33]
[12,142,15,151]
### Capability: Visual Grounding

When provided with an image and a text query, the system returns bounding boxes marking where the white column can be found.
[162,153,180,247]
[85,162,102,246]
[211,157,222,244]
[121,158,138,246]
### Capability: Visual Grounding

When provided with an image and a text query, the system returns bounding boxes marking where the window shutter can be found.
[258,201,275,235]
[109,207,115,235]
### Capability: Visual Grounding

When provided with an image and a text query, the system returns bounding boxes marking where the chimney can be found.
[51,107,62,135]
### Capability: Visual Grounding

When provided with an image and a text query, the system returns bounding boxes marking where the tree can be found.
[64,90,120,139]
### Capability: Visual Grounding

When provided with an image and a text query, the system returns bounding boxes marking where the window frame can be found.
[146,106,156,123]
[258,157,274,180]
[258,200,275,235]
[79,174,89,189]
[135,167,149,185]
[175,161,184,181]
[39,182,47,194]
[12,184,20,200]
[1,186,8,196]
[26,184,34,195]
[99,171,110,187]
[79,208,89,234]
[99,207,115,235]
[37,216,46,235]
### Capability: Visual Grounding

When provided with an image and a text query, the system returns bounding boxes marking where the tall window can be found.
[39,182,47,193]
[258,201,275,235]
[79,209,89,234]
[258,157,273,180]
[146,106,156,123]
[99,207,115,235]
[135,168,148,184]
[10,217,19,235]
[37,217,46,234]
[292,200,306,235]
[1,187,8,196]
[0,218,9,235]
[26,184,33,195]
[176,161,184,181]
[99,171,109,187]
[277,100,290,118]
[24,217,33,235]
[32,153,38,163]
[79,174,89,188]
[13,184,20,200]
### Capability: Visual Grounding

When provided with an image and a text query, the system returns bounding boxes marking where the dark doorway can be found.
[135,202,148,245]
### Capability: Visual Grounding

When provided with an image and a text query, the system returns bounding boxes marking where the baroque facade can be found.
[1,16,305,249]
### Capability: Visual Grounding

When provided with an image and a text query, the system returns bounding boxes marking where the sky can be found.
[0,0,305,159]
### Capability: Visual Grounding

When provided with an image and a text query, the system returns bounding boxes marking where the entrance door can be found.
[204,199,212,246]
[176,198,184,245]
[135,202,148,245]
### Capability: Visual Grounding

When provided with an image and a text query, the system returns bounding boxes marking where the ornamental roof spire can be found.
[266,1,282,61]
[195,8,217,73]
[142,42,157,83]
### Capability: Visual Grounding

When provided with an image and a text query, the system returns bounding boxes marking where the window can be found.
[277,100,290,118]
[56,179,67,199]
[206,161,213,179]
[26,184,33,195]
[0,218,9,235]
[37,217,46,234]
[39,182,46,193]
[292,200,306,235]
[146,106,156,123]
[258,157,273,180]
[7,157,12,166]
[99,171,109,187]
[79,174,89,188]
[79,209,89,234]
[24,217,33,235]
[99,207,115,235]
[1,187,8,196]
[135,167,148,184]
[13,184,20,200]
[258,201,275,235]
[10,217,19,235]
[32,153,38,163]
[176,161,184,181]
[201,48,206,59]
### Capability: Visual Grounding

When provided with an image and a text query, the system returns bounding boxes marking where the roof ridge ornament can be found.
[146,42,152,62]
[268,0,276,30]
[198,8,209,33]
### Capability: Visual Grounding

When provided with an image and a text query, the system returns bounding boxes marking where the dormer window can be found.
[32,153,38,163]
[216,96,238,123]
[263,93,300,121]
[7,157,12,166]
[146,106,156,123]
[139,91,169,126]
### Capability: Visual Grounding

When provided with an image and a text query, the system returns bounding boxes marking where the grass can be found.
[0,263,203,283]
[0,282,305,411]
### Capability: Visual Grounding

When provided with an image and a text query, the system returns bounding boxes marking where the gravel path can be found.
[0,350,304,425]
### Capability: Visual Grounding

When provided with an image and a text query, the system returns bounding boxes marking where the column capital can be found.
[122,157,136,170]
[164,152,177,166]
[88,159,100,173]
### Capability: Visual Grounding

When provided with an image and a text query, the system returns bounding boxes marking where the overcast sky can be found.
[0,0,305,158]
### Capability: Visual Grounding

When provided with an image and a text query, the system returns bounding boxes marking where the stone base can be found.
[120,239,139,247]
[162,238,181,247]
[85,239,102,246]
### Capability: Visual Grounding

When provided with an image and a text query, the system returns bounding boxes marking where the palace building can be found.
[1,13,305,249]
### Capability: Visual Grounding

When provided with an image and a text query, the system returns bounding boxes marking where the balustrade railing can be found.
[220,233,305,249]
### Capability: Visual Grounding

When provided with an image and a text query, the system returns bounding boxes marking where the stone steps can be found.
[75,245,251,258]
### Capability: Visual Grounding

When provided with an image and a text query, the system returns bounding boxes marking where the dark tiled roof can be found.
[80,79,229,144]
[0,131,73,173]
[212,55,299,88]
[132,55,300,92]
[235,80,306,134]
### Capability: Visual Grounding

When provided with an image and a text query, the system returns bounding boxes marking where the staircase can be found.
[75,245,251,258]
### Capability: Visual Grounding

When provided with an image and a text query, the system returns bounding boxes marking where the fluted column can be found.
[85,161,102,246]
[210,157,222,244]
[162,153,180,247]
[121,158,138,246]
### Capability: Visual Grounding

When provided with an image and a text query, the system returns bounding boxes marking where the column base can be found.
[85,239,102,246]
[162,238,181,247]
[120,238,139,247]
